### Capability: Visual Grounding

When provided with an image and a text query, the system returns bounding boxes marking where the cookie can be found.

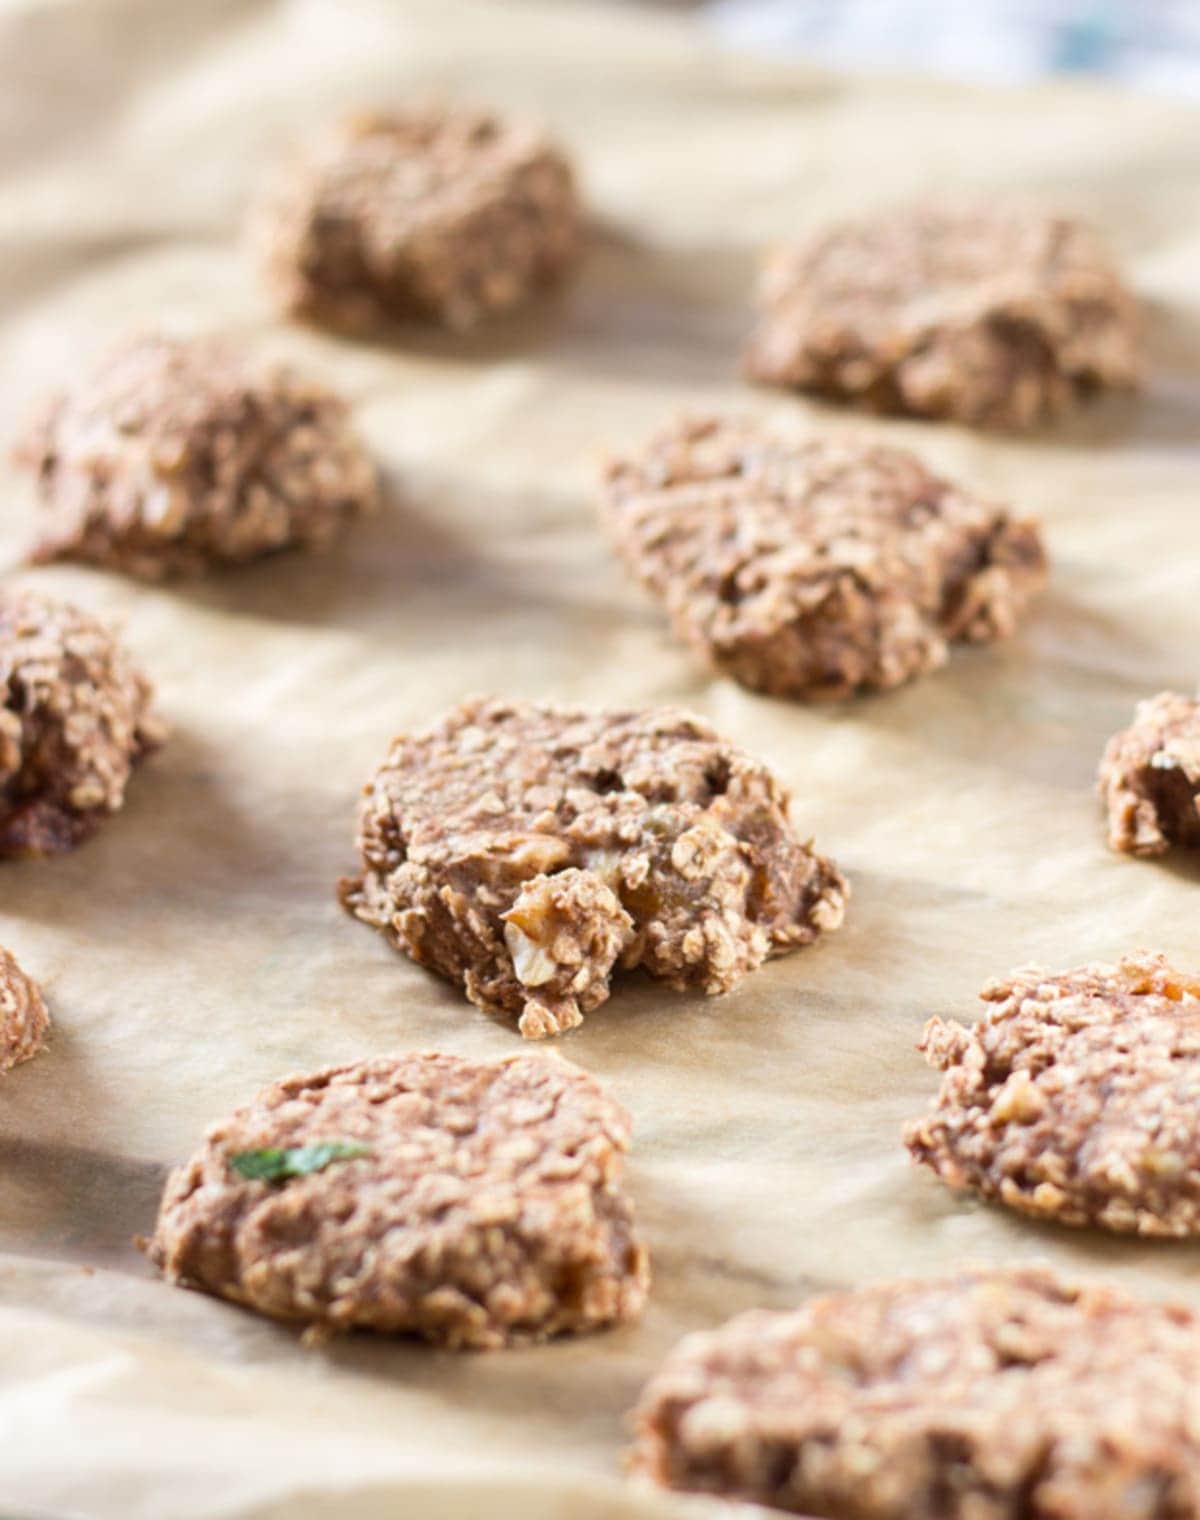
[339,697,846,1037]
[630,1264,1200,1518]
[148,1051,648,1348]
[905,952,1200,1235]
[600,416,1046,699]
[744,204,1141,428]
[1098,692,1200,856]
[251,105,580,333]
[15,334,378,580]
[0,588,164,856]
[0,947,49,1073]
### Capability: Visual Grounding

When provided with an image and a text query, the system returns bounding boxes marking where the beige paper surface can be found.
[1,1,1199,1515]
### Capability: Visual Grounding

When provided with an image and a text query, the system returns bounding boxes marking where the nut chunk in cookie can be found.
[0,947,49,1073]
[251,105,581,333]
[148,1051,648,1347]
[339,697,846,1036]
[601,417,1045,699]
[906,953,1200,1235]
[15,334,378,581]
[631,1265,1200,1518]
[1098,691,1200,856]
[744,203,1141,429]
[0,589,164,856]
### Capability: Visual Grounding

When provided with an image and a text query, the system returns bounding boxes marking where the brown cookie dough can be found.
[600,416,1046,699]
[0,588,164,856]
[744,204,1141,429]
[339,697,846,1036]
[630,1264,1200,1519]
[148,1051,648,1348]
[905,952,1200,1235]
[0,947,49,1073]
[15,334,378,581]
[1098,692,1200,856]
[251,105,580,333]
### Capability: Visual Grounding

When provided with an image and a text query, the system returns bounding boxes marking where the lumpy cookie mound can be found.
[744,204,1141,428]
[1098,692,1200,856]
[905,952,1200,1235]
[148,1051,649,1348]
[630,1264,1200,1519]
[15,334,378,580]
[600,416,1046,699]
[339,697,847,1036]
[0,947,49,1073]
[0,588,164,856]
[251,105,581,333]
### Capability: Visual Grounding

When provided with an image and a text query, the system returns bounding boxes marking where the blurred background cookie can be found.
[15,334,378,581]
[0,588,163,856]
[744,203,1141,427]
[251,104,581,333]
[601,415,1046,698]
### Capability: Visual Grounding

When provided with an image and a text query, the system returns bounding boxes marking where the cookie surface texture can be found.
[0,946,49,1073]
[339,696,847,1035]
[631,1264,1200,1518]
[601,416,1046,698]
[149,1051,648,1347]
[905,952,1200,1235]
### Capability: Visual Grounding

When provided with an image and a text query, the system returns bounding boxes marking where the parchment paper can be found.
[1,2,1199,1516]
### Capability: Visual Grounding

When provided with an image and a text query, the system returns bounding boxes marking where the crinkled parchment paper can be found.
[1,1,1199,1516]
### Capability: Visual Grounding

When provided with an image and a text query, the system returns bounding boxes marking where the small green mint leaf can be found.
[229,1140,372,1183]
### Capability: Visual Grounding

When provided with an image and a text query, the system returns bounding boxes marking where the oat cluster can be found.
[0,588,164,856]
[252,105,580,333]
[16,334,378,581]
[0,946,49,1074]
[905,952,1200,1235]
[148,1051,648,1347]
[631,1264,1200,1519]
[601,416,1046,699]
[1098,691,1200,856]
[339,696,847,1037]
[744,204,1142,428]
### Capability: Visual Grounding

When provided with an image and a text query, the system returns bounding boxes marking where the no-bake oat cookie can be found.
[631,1264,1200,1518]
[0,947,49,1073]
[600,417,1046,699]
[0,588,163,856]
[744,204,1141,428]
[252,105,580,333]
[339,697,846,1036]
[148,1051,648,1347]
[1098,692,1200,856]
[15,334,378,580]
[906,952,1200,1235]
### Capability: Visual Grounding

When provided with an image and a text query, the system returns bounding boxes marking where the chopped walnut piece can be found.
[15,334,378,580]
[631,1264,1200,1517]
[148,1051,648,1347]
[744,203,1141,429]
[339,696,846,1035]
[906,952,1200,1235]
[0,588,164,856]
[1098,691,1200,856]
[601,416,1046,699]
[251,104,581,333]
[0,947,49,1073]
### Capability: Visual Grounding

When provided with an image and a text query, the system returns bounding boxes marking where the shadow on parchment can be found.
[0,722,282,936]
